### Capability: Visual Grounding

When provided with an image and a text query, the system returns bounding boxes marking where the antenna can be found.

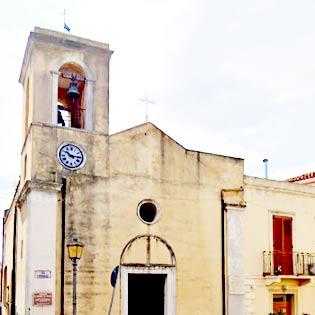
[139,92,155,123]
[263,158,269,179]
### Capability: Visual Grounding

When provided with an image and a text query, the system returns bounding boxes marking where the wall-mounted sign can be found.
[33,292,52,306]
[110,266,119,287]
[35,270,51,279]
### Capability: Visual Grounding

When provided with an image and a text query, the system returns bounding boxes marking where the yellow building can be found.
[2,27,315,315]
[243,176,315,315]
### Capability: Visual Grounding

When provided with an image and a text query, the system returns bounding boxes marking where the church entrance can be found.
[120,235,176,315]
[120,266,176,315]
[128,273,166,315]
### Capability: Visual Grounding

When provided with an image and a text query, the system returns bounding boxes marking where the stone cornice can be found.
[225,203,246,210]
[17,180,62,207]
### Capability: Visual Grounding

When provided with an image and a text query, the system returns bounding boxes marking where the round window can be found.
[137,200,161,224]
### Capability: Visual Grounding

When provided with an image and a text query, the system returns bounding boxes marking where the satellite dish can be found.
[110,266,119,287]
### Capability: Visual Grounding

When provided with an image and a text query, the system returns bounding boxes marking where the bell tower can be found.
[20,27,112,138]
[9,28,113,315]
[19,27,113,183]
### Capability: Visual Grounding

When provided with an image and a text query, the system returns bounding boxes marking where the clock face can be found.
[57,143,85,170]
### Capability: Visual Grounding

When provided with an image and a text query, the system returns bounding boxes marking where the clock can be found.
[57,143,86,170]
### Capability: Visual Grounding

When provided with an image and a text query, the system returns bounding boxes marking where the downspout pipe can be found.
[60,177,67,315]
[221,194,226,315]
[1,214,6,304]
[11,207,18,315]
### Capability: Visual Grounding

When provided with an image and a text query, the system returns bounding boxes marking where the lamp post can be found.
[67,238,84,315]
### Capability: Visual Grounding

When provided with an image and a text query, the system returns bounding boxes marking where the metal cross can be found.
[139,92,155,123]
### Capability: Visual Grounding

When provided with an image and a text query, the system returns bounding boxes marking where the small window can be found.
[137,200,161,225]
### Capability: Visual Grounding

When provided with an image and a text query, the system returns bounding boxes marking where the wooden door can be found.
[273,216,293,275]
[273,294,292,315]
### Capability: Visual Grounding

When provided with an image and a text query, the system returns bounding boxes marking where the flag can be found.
[64,23,70,32]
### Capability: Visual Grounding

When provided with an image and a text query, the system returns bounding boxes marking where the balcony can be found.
[263,251,315,277]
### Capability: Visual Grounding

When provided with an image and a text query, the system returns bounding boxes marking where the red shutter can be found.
[283,217,293,252]
[273,216,293,275]
[273,216,283,251]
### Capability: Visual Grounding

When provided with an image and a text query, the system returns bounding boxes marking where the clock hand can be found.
[66,152,76,159]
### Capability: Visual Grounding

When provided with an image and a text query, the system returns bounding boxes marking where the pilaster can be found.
[226,205,246,315]
[17,180,61,315]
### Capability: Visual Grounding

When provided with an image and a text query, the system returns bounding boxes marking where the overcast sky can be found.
[1,0,315,209]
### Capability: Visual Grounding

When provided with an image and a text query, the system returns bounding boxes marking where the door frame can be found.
[273,215,293,275]
[269,211,296,274]
[272,293,295,315]
[120,265,176,315]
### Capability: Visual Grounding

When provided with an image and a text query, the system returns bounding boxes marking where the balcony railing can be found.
[263,251,315,276]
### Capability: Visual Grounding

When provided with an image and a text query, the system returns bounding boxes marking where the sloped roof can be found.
[110,122,244,161]
[287,172,315,183]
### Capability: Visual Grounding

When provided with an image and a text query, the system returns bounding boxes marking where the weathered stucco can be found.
[107,123,244,315]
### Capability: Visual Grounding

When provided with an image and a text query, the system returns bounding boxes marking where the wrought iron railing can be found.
[263,251,315,276]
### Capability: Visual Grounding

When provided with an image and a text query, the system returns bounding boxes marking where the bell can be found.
[66,79,80,100]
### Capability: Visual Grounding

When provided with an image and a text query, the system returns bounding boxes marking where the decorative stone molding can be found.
[17,180,62,207]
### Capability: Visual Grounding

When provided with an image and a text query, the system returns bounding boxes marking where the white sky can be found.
[1,0,315,210]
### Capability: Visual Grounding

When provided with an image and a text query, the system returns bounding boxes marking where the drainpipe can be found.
[1,214,6,304]
[60,177,67,315]
[221,194,226,315]
[11,207,18,315]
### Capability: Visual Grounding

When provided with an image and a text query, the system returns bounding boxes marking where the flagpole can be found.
[62,10,71,33]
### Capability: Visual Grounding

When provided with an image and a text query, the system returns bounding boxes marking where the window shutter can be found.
[273,216,283,251]
[283,217,293,251]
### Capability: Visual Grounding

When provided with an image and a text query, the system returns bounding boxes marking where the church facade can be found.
[2,27,315,315]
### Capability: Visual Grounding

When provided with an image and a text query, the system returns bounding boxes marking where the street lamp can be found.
[67,238,84,315]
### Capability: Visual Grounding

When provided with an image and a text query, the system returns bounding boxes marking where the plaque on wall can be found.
[35,270,51,279]
[33,292,53,306]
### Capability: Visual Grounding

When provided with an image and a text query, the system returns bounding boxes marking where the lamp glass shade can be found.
[67,241,84,262]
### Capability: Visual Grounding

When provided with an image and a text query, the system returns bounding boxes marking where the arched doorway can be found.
[120,234,176,315]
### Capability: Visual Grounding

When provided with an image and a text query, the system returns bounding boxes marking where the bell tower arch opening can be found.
[57,63,86,129]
